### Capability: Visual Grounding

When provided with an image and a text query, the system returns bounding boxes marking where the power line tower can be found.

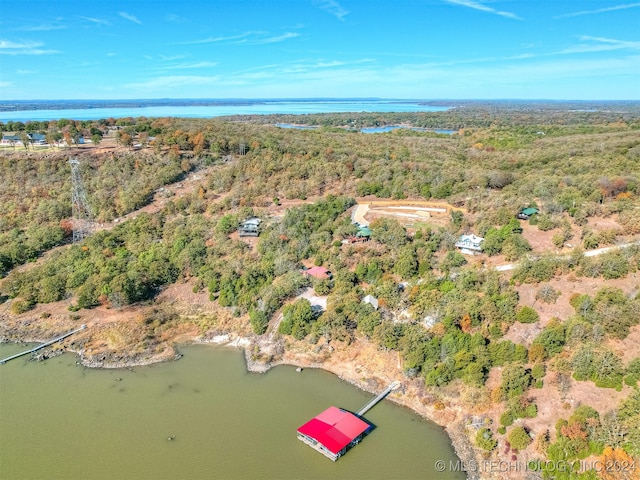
[69,157,94,243]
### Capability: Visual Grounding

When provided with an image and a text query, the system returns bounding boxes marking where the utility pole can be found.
[69,157,93,243]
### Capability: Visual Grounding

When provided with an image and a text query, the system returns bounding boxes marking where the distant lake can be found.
[276,123,457,134]
[275,123,319,130]
[0,101,450,122]
[360,126,457,134]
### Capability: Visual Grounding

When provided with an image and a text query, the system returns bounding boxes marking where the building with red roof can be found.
[302,266,332,280]
[296,406,371,461]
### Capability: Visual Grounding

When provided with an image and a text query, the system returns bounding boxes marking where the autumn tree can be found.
[598,447,639,480]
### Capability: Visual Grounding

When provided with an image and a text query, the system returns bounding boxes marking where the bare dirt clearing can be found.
[352,199,458,230]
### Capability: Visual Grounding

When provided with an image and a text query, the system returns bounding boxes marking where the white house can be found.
[455,233,484,255]
[238,217,261,237]
[362,294,379,310]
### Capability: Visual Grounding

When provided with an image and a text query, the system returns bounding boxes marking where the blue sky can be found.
[1,0,639,100]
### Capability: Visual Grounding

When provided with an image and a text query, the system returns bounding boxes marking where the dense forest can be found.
[1,104,639,479]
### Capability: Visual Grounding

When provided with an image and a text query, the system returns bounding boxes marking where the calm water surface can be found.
[275,123,457,135]
[0,102,450,122]
[360,126,456,134]
[0,343,463,480]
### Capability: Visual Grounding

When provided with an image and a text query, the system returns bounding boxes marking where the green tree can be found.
[19,132,30,151]
[624,358,640,386]
[249,310,269,335]
[475,428,498,451]
[500,364,532,400]
[279,298,316,340]
[216,214,238,235]
[507,426,532,450]
[515,305,540,324]
[370,218,407,248]
[531,319,566,359]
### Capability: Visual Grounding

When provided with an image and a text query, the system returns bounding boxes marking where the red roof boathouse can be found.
[296,406,371,461]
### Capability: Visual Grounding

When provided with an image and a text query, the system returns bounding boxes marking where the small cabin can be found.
[362,295,379,310]
[238,217,261,237]
[455,233,484,255]
[356,226,372,238]
[0,134,21,145]
[29,133,47,145]
[303,266,332,280]
[343,225,372,244]
[517,207,539,220]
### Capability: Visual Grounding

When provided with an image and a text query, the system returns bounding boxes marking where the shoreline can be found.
[0,331,480,480]
[237,340,481,480]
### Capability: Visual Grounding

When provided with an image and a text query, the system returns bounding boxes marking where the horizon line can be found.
[2,97,639,103]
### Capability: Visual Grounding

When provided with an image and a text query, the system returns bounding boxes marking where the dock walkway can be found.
[356,381,400,417]
[0,325,87,364]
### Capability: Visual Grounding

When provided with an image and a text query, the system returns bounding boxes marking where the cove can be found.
[0,343,464,480]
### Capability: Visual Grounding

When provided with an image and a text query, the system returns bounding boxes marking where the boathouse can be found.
[297,406,371,461]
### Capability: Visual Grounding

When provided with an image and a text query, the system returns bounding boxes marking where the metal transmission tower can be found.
[69,157,94,243]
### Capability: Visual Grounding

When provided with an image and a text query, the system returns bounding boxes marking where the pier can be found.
[0,325,87,364]
[356,381,401,417]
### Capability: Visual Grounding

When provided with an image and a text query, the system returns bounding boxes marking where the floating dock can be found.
[0,324,87,364]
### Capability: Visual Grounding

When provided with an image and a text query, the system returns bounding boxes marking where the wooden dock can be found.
[356,381,401,417]
[0,325,87,364]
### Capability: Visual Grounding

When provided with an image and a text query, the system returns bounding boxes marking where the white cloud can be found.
[119,12,142,24]
[160,54,189,61]
[314,0,349,20]
[178,33,254,45]
[558,36,640,55]
[17,69,38,74]
[554,2,640,19]
[180,31,299,46]
[18,24,66,31]
[0,81,13,88]
[77,16,110,26]
[444,0,522,20]
[243,32,300,45]
[580,36,640,49]
[0,40,39,49]
[0,40,59,55]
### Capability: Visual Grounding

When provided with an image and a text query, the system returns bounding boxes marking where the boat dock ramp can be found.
[0,325,87,364]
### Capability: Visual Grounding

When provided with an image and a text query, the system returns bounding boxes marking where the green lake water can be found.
[0,343,464,480]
